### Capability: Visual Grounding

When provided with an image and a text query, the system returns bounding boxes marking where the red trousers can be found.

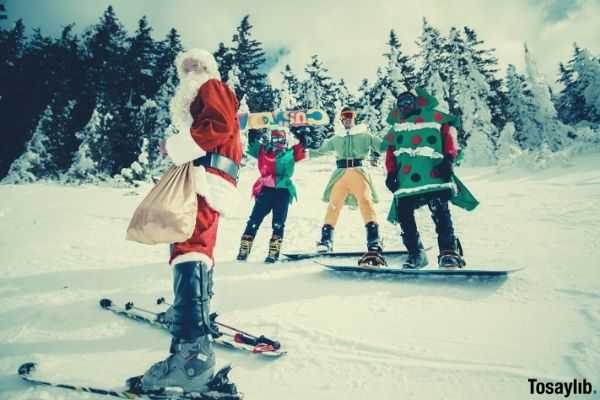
[169,195,220,265]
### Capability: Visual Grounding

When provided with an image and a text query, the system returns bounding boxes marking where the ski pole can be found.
[156,297,280,350]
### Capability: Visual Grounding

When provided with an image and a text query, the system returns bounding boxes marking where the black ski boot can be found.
[236,234,254,261]
[402,232,428,269]
[358,222,386,267]
[316,224,334,253]
[265,235,282,263]
[137,261,232,394]
[438,237,466,268]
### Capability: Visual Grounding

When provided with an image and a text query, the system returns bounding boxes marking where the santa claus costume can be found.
[138,48,242,395]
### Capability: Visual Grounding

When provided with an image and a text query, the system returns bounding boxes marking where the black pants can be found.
[243,187,291,238]
[396,191,456,251]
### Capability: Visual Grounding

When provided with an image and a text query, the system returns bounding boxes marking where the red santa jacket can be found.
[166,79,242,215]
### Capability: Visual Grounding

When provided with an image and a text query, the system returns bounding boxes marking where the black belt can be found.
[193,152,240,182]
[336,159,363,168]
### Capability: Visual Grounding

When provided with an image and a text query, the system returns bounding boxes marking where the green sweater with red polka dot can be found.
[381,87,479,223]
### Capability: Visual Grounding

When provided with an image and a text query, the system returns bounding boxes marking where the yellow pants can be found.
[324,169,377,227]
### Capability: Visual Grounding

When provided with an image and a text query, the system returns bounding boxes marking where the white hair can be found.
[175,48,221,81]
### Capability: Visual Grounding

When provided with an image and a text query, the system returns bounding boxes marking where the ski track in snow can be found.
[1,154,599,400]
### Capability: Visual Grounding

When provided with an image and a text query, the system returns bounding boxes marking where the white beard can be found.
[169,73,212,135]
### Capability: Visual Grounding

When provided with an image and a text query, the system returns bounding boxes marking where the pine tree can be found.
[64,105,113,182]
[302,55,337,119]
[156,28,183,87]
[49,25,88,172]
[523,44,570,150]
[571,48,600,123]
[2,104,55,183]
[416,18,447,87]
[463,26,506,131]
[443,28,497,164]
[336,78,355,109]
[84,6,128,103]
[555,44,587,124]
[44,98,78,173]
[496,122,523,168]
[214,42,234,82]
[356,79,380,133]
[0,2,7,21]
[383,29,417,91]
[0,18,27,177]
[226,64,242,93]
[416,18,451,122]
[504,64,539,148]
[231,15,275,112]
[127,16,159,106]
[278,64,301,110]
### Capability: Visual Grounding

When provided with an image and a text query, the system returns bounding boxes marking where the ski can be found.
[99,298,286,357]
[18,362,242,399]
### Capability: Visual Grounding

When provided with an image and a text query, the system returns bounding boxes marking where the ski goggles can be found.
[340,111,356,120]
[396,94,416,108]
[270,132,287,145]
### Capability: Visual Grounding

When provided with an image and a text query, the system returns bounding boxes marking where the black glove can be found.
[436,155,454,180]
[257,131,270,146]
[385,174,399,193]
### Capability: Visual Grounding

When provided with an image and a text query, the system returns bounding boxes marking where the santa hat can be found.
[175,48,221,81]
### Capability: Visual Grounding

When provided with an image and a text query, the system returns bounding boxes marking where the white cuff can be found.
[166,130,206,166]
[170,252,214,269]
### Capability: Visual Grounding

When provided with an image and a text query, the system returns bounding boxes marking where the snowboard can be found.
[238,109,329,130]
[282,248,430,262]
[317,261,524,277]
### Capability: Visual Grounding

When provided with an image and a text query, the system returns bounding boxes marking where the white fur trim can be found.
[393,182,456,196]
[193,166,240,216]
[393,122,442,131]
[165,131,206,166]
[393,147,444,159]
[335,123,369,136]
[171,252,214,269]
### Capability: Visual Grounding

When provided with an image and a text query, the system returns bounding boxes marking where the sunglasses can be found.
[340,111,356,120]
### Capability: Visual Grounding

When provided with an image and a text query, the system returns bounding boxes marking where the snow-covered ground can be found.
[1,154,600,400]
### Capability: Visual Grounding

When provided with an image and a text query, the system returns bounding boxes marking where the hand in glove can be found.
[385,173,399,193]
[436,155,454,180]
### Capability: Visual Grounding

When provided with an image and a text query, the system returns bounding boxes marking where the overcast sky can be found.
[4,0,599,92]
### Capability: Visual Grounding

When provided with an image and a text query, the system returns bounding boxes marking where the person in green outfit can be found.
[314,106,385,267]
[237,128,307,263]
[382,88,479,269]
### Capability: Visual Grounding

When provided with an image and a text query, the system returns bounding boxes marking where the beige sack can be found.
[126,163,197,244]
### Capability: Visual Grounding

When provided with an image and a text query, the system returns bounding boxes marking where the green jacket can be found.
[314,124,381,207]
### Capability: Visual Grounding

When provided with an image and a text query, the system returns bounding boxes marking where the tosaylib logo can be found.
[528,378,596,397]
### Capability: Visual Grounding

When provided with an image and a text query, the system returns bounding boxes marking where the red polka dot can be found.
[417,97,427,107]
[434,112,443,121]
[402,165,412,175]
[414,117,424,123]
[392,110,399,119]
[431,169,440,178]
[411,135,422,145]
[386,133,394,144]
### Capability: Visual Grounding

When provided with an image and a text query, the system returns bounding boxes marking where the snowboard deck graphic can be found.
[238,109,329,130]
